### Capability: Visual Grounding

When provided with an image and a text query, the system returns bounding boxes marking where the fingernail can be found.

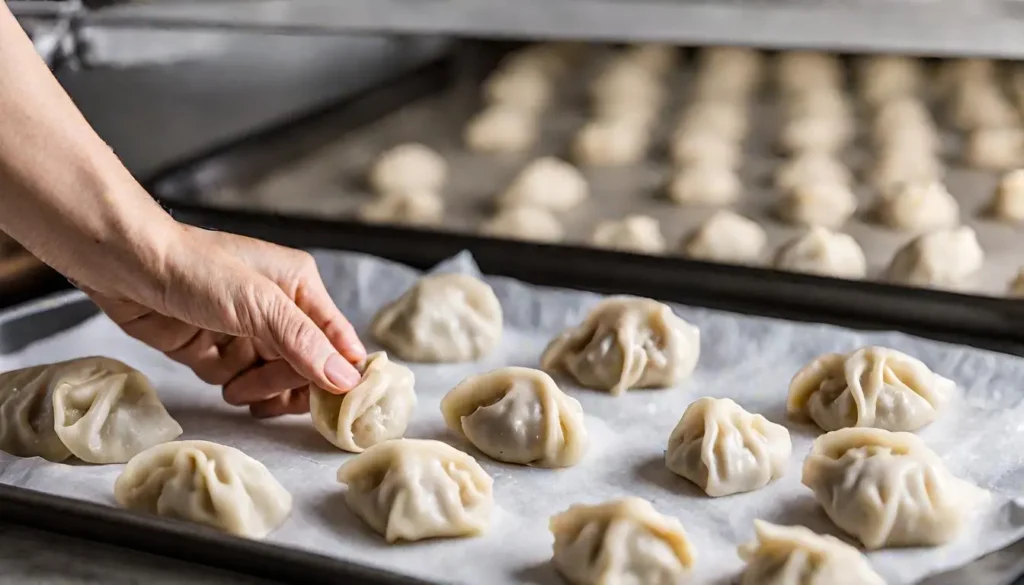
[325,353,361,391]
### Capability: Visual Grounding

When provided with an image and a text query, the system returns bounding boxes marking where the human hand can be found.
[76,224,367,418]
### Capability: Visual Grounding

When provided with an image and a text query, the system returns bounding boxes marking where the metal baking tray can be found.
[150,43,1024,354]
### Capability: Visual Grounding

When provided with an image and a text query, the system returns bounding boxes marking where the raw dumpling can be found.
[855,55,922,106]
[668,164,742,206]
[774,152,852,195]
[885,226,984,288]
[948,83,1019,131]
[368,143,447,197]
[573,118,650,166]
[114,440,292,539]
[483,65,553,112]
[778,116,852,154]
[336,439,493,543]
[622,43,678,77]
[777,182,857,229]
[590,59,665,111]
[480,206,565,243]
[991,168,1024,221]
[665,397,791,497]
[464,105,538,153]
[499,157,588,211]
[682,210,766,264]
[541,297,700,395]
[670,131,742,169]
[695,46,764,100]
[590,215,666,254]
[675,101,749,142]
[441,367,587,467]
[357,190,443,227]
[738,520,885,585]
[788,346,955,432]
[802,427,989,549]
[309,352,416,453]
[773,227,867,279]
[964,127,1024,170]
[776,51,843,94]
[870,152,944,200]
[550,497,696,585]
[370,273,503,363]
[0,357,182,463]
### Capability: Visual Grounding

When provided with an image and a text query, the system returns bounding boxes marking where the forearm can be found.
[0,3,179,295]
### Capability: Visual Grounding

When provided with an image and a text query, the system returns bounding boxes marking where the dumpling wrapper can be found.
[114,440,292,539]
[441,367,587,468]
[738,520,885,585]
[0,356,182,463]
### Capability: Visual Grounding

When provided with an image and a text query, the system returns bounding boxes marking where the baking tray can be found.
[150,43,1024,354]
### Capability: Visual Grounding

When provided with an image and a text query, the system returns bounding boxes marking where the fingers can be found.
[167,332,257,386]
[249,388,310,419]
[222,358,307,406]
[295,277,366,364]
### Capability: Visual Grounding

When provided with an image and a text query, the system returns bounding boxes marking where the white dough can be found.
[788,346,955,432]
[499,157,588,211]
[802,428,989,549]
[589,214,666,254]
[573,118,650,166]
[622,43,678,76]
[480,206,565,243]
[775,51,843,94]
[368,143,447,197]
[441,367,588,468]
[668,164,742,206]
[464,105,538,153]
[590,59,665,111]
[992,168,1024,221]
[784,88,852,123]
[358,190,443,227]
[0,357,182,464]
[694,46,764,100]
[885,225,984,289]
[676,101,749,142]
[499,43,577,78]
[778,116,852,154]
[114,440,292,539]
[336,439,493,543]
[483,65,553,112]
[774,152,852,195]
[541,297,700,395]
[370,273,503,363]
[666,397,791,497]
[870,152,944,199]
[550,498,696,585]
[964,127,1024,170]
[309,352,416,453]
[682,210,766,264]
[669,130,743,170]
[949,82,1019,131]
[738,520,885,585]
[773,227,867,279]
[880,181,960,232]
[777,181,858,229]
[855,55,923,105]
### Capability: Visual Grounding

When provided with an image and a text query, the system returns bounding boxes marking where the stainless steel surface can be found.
[81,0,1024,59]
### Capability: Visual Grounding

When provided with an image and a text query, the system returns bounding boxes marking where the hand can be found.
[76,224,367,418]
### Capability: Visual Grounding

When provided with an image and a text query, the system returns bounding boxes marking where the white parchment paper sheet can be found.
[2,249,1024,585]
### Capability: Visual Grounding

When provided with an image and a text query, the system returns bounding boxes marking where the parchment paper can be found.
[2,249,1024,585]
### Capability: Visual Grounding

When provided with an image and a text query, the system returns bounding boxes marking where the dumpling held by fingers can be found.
[441,367,587,467]
[787,346,955,432]
[309,352,416,453]
[541,297,700,395]
[371,273,503,363]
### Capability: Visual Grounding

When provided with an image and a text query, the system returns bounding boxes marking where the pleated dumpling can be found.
[665,397,791,497]
[802,428,989,549]
[336,439,493,543]
[0,357,182,463]
[441,367,587,468]
[788,346,955,432]
[541,297,700,395]
[738,520,885,585]
[550,497,696,585]
[309,352,416,453]
[114,440,292,539]
[370,274,503,363]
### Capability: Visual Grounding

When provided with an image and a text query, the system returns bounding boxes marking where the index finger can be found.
[295,276,367,364]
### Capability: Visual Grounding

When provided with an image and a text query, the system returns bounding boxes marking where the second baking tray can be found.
[150,43,1024,352]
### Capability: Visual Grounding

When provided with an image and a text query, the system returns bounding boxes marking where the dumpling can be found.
[670,130,743,169]
[483,65,553,112]
[357,190,443,227]
[694,46,764,100]
[590,59,665,111]
[541,297,700,395]
[788,346,955,432]
[777,181,857,229]
[114,440,292,539]
[622,43,678,77]
[590,215,666,254]
[480,206,565,243]
[880,181,960,232]
[885,226,983,289]
[773,227,867,279]
[802,427,989,549]
[665,397,791,497]
[499,157,588,212]
[370,273,503,363]
[738,520,885,585]
[964,127,1024,170]
[775,51,843,94]
[855,55,922,106]
[441,367,587,467]
[573,118,650,166]
[550,497,696,585]
[948,83,1019,131]
[0,357,182,463]
[774,152,852,195]
[682,210,766,264]
[336,439,493,543]
[309,352,416,453]
[667,164,742,206]
[464,105,538,153]
[778,116,852,154]
[991,168,1024,221]
[870,152,944,200]
[368,143,447,197]
[675,101,749,142]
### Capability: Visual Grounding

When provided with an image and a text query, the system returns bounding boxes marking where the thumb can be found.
[251,284,362,394]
